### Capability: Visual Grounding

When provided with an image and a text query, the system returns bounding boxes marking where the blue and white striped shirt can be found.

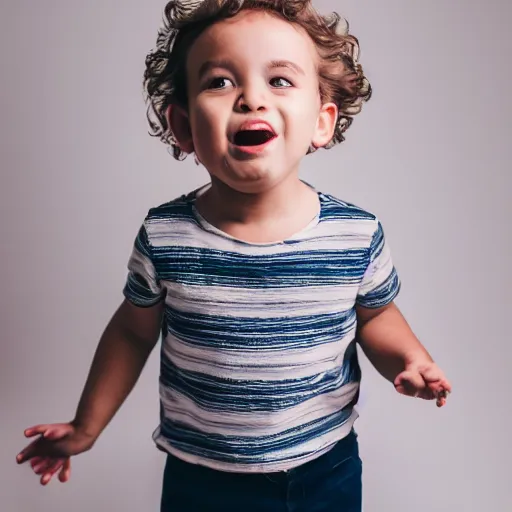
[123,184,400,473]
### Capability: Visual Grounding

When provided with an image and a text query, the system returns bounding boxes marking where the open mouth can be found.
[233,129,276,147]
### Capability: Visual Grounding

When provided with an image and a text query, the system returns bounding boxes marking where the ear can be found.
[311,102,338,149]
[165,105,194,154]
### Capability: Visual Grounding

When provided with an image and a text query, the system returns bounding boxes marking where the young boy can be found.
[16,1,451,510]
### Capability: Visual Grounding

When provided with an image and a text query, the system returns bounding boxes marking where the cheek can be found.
[190,103,226,152]
[284,99,321,142]
[302,92,322,124]
[286,88,320,120]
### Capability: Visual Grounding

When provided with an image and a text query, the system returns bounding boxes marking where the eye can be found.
[270,77,292,88]
[207,77,234,90]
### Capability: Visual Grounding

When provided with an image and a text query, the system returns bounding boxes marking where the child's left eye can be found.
[270,77,292,88]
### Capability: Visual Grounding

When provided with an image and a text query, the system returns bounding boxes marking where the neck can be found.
[201,174,312,225]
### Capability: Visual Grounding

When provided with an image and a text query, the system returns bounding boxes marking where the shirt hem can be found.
[152,409,359,474]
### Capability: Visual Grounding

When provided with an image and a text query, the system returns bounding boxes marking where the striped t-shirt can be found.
[123,184,400,473]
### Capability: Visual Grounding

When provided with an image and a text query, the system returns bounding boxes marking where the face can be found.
[170,10,337,194]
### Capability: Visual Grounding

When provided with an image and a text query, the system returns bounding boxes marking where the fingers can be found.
[32,458,52,475]
[416,388,436,400]
[24,423,72,440]
[26,454,71,484]
[40,458,65,486]
[419,366,452,391]
[419,366,452,406]
[18,423,75,464]
[436,389,450,408]
[418,380,450,405]
[17,423,74,485]
[396,364,452,407]
[30,457,44,470]
[18,426,52,463]
[394,370,426,397]
[17,438,41,464]
[24,425,52,438]
[42,424,73,440]
[58,458,72,483]
[436,379,452,395]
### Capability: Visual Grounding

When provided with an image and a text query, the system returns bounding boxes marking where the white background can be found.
[1,0,510,510]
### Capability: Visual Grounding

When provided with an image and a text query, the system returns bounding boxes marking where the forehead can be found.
[187,10,318,77]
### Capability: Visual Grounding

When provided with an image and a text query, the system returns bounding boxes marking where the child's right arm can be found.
[16,298,164,485]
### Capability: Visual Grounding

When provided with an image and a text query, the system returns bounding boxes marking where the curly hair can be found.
[143,0,372,160]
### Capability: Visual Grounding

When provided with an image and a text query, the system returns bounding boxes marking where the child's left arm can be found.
[356,302,451,407]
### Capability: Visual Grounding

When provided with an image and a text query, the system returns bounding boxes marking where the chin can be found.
[220,160,281,192]
[226,176,276,195]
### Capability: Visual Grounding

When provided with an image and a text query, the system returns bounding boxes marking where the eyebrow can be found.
[197,59,233,80]
[197,59,306,79]
[268,60,305,76]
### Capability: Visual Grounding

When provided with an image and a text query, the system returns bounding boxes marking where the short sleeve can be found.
[123,224,165,307]
[356,221,400,308]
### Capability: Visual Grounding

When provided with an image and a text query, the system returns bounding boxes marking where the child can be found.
[16,0,451,510]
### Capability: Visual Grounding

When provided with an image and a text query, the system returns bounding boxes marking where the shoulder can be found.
[145,189,196,221]
[319,191,379,228]
[141,187,200,242]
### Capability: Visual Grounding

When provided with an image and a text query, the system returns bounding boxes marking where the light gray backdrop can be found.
[1,1,510,511]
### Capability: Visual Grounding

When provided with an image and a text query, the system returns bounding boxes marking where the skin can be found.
[168,10,337,243]
[17,9,451,487]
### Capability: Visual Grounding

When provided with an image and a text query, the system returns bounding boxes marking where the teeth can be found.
[234,130,275,146]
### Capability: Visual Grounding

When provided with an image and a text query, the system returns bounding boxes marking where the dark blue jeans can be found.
[160,430,362,511]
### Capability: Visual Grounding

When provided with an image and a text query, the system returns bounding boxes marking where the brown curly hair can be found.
[143,0,372,160]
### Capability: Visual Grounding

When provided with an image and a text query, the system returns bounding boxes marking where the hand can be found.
[394,362,452,407]
[16,422,96,485]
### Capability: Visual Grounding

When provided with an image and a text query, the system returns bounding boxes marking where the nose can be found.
[235,83,268,113]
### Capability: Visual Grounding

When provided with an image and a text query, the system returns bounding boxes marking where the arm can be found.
[356,301,432,383]
[16,298,164,484]
[17,223,166,484]
[73,298,164,440]
[356,301,451,404]
[354,220,451,405]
